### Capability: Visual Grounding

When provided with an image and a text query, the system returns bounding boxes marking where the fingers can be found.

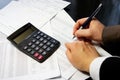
[73,18,88,35]
[65,41,84,53]
[75,29,91,39]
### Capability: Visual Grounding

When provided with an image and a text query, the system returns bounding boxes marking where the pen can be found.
[72,3,102,39]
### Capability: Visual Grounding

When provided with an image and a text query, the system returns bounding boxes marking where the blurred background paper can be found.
[0,0,70,36]
[0,0,11,9]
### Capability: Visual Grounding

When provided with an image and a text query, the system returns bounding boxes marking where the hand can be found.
[65,41,100,73]
[73,18,105,43]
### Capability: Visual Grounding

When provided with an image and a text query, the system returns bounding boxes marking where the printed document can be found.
[0,0,70,36]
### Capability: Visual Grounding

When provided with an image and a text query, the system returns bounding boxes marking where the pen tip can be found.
[72,36,75,39]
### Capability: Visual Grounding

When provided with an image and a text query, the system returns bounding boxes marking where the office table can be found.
[0,9,111,80]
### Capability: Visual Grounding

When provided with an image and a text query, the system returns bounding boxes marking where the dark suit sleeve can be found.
[101,25,120,56]
[102,25,120,44]
[100,57,120,80]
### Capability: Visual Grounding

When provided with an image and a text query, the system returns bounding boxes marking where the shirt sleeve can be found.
[89,56,109,80]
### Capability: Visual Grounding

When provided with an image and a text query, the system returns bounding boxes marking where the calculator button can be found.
[40,33,44,36]
[23,46,28,50]
[46,42,51,46]
[35,46,40,51]
[36,35,40,39]
[27,48,32,52]
[30,50,35,55]
[50,39,54,42]
[43,39,47,44]
[34,52,39,57]
[38,55,43,60]
[39,43,44,47]
[43,35,47,38]
[37,31,41,34]
[47,36,51,40]
[32,39,36,43]
[39,37,44,41]
[46,47,51,52]
[50,44,55,48]
[38,49,43,53]
[28,42,32,46]
[31,44,36,48]
[42,45,47,49]
[50,39,57,44]
[42,51,47,55]
[35,41,40,45]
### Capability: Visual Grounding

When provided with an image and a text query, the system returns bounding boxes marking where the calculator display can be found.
[13,27,35,44]
[7,23,60,63]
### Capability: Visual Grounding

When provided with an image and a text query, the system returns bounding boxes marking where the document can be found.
[50,10,87,79]
[0,0,70,36]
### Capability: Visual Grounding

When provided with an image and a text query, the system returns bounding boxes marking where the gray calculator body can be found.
[7,23,60,63]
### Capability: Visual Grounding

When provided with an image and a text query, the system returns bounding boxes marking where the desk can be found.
[0,7,111,80]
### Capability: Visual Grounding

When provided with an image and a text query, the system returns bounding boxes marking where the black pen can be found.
[72,3,102,39]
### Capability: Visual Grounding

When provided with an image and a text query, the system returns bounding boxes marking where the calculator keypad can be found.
[22,31,60,63]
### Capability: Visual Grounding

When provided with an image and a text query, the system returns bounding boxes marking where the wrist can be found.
[85,56,99,73]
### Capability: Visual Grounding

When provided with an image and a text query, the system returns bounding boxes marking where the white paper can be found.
[50,10,79,80]
[0,0,70,36]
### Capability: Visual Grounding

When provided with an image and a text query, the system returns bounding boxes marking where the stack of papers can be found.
[0,0,70,36]
[0,31,61,80]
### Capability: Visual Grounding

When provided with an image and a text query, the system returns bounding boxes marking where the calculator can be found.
[7,23,60,63]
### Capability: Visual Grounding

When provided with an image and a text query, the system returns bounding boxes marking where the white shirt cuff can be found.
[89,56,109,80]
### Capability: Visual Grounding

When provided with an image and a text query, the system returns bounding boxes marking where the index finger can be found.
[73,18,88,35]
